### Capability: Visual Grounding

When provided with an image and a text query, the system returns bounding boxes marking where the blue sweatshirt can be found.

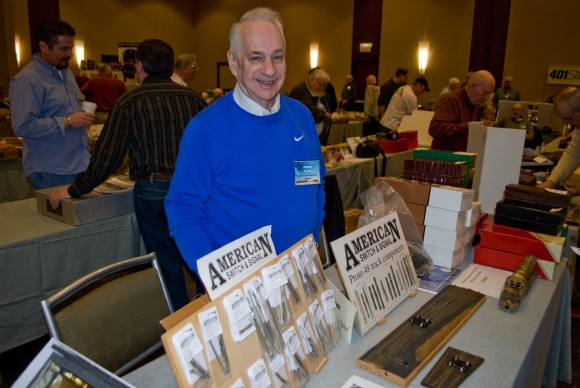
[166,92,326,272]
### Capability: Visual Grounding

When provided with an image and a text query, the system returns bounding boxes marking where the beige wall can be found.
[505,0,579,102]
[1,0,579,108]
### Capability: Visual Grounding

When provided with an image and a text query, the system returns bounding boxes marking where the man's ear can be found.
[39,40,49,53]
[227,51,238,78]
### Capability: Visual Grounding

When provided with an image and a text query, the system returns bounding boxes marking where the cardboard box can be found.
[407,139,419,150]
[424,206,467,231]
[428,186,474,212]
[344,208,363,235]
[36,186,134,226]
[376,138,408,154]
[465,202,481,227]
[423,244,464,269]
[480,220,565,263]
[406,202,427,224]
[474,245,555,280]
[464,224,477,246]
[398,130,418,140]
[423,225,466,250]
[375,176,431,205]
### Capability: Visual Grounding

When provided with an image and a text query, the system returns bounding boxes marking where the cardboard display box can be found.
[376,138,409,154]
[424,244,464,269]
[465,202,481,227]
[406,202,427,225]
[375,176,432,205]
[424,206,467,231]
[428,186,474,212]
[344,208,363,234]
[423,225,466,251]
[36,186,134,226]
[474,245,555,280]
[480,220,565,263]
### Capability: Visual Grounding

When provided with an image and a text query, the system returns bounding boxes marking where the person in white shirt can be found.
[170,53,198,86]
[380,77,430,131]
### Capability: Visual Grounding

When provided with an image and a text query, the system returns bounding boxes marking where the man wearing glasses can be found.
[171,53,199,86]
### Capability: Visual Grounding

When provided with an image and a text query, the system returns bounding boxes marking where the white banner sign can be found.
[198,226,277,299]
[546,65,580,85]
[330,212,417,334]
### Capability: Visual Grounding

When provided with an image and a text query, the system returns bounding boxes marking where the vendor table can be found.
[328,121,363,145]
[123,251,571,387]
[0,198,144,353]
[326,150,412,208]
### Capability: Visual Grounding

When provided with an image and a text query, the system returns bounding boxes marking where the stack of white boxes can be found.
[422,186,478,268]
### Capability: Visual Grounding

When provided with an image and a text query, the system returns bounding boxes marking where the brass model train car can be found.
[498,255,537,312]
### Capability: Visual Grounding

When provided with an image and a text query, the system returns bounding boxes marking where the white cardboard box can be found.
[423,225,467,250]
[36,186,134,226]
[424,206,467,231]
[465,201,481,227]
[424,244,464,269]
[467,123,525,214]
[428,186,474,212]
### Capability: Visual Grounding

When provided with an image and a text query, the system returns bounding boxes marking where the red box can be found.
[474,245,556,280]
[376,139,408,154]
[399,130,418,140]
[407,139,419,150]
[480,220,565,263]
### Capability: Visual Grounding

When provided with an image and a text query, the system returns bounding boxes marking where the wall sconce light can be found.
[310,43,319,69]
[359,42,373,53]
[418,41,429,75]
[14,36,21,67]
[75,40,85,68]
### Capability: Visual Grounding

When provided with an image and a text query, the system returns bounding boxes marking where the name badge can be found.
[294,160,321,185]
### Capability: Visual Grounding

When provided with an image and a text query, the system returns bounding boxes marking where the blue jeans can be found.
[133,178,192,309]
[27,172,79,190]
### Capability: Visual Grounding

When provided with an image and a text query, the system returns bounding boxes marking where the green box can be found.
[412,148,477,188]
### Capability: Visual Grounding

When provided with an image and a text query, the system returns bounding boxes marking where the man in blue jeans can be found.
[49,39,207,309]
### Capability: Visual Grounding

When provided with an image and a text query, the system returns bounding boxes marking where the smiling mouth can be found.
[258,79,277,88]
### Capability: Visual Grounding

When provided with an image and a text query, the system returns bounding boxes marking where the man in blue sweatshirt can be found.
[165,7,326,274]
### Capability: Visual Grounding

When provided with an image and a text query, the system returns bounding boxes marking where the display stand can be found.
[161,234,340,387]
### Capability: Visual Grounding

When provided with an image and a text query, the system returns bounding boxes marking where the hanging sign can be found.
[546,65,580,85]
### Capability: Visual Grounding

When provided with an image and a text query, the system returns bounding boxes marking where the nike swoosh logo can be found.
[294,135,304,141]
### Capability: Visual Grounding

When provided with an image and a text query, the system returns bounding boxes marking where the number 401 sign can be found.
[547,65,580,85]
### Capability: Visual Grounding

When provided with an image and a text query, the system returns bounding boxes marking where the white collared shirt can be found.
[232,84,280,116]
[171,73,186,86]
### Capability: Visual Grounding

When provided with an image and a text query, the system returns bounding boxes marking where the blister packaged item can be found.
[247,358,272,388]
[266,352,290,388]
[223,288,255,342]
[292,245,319,299]
[296,311,324,370]
[280,254,302,308]
[198,306,231,377]
[304,237,326,289]
[308,299,332,354]
[172,323,212,387]
[244,278,285,357]
[320,289,340,346]
[262,262,293,328]
[282,326,310,387]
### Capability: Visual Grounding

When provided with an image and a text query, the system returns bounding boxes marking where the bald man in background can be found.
[429,70,496,151]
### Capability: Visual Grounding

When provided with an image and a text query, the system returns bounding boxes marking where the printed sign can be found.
[330,212,418,334]
[197,226,277,299]
[546,65,580,85]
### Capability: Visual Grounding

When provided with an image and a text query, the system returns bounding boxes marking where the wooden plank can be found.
[356,285,485,387]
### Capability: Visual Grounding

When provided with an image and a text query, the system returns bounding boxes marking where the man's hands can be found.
[67,112,96,129]
[48,187,71,209]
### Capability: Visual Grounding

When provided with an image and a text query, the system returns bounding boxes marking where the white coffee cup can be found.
[82,101,97,114]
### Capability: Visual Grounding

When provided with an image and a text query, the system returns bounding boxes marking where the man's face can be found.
[468,81,494,106]
[39,35,74,69]
[412,83,425,96]
[396,73,409,85]
[182,60,198,82]
[228,21,285,111]
[504,78,513,90]
[511,104,522,119]
[309,77,326,95]
[556,101,580,128]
